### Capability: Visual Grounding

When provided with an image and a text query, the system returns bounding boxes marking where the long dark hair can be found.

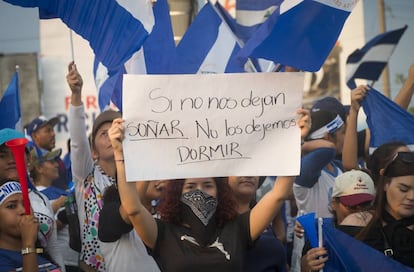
[157,178,238,227]
[366,141,407,186]
[356,174,390,241]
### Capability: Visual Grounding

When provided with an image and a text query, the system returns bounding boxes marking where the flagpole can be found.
[14,65,24,133]
[69,29,75,62]
[378,0,390,97]
[318,217,324,272]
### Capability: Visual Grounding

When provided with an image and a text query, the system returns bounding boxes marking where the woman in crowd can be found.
[357,151,414,268]
[300,169,376,271]
[30,147,80,272]
[67,61,121,272]
[0,178,61,271]
[108,117,299,271]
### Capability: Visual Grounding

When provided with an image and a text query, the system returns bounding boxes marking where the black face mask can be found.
[180,189,218,246]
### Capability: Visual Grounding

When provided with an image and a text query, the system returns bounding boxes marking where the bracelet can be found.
[114,158,124,162]
[21,247,43,255]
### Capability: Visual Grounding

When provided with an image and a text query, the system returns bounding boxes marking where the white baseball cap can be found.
[332,170,375,206]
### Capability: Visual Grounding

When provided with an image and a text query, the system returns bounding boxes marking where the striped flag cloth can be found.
[93,0,175,111]
[237,0,357,72]
[235,0,283,43]
[361,87,414,153]
[0,72,22,131]
[323,219,414,271]
[346,25,407,89]
[174,1,245,74]
[4,0,153,73]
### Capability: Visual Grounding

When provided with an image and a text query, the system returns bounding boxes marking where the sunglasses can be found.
[383,151,414,177]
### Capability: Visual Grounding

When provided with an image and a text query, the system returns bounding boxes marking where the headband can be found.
[309,114,344,140]
[0,181,22,206]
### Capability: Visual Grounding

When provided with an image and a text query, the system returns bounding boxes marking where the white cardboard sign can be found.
[122,72,303,181]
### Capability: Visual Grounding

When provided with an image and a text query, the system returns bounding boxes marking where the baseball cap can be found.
[0,128,25,146]
[312,97,347,122]
[92,110,121,142]
[30,147,62,167]
[27,116,59,135]
[332,170,375,207]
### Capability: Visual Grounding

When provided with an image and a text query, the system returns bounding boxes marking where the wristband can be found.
[21,247,43,255]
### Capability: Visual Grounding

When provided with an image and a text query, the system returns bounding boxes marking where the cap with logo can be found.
[26,116,59,136]
[332,170,375,207]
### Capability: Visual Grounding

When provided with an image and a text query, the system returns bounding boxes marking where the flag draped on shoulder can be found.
[94,0,175,111]
[174,1,244,74]
[323,220,414,271]
[0,72,22,131]
[361,87,414,153]
[346,25,407,89]
[3,0,154,73]
[237,0,356,72]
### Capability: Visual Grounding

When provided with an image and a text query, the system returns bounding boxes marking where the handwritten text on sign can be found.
[122,73,304,181]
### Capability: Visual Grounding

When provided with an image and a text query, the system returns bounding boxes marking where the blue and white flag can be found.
[94,0,174,111]
[346,25,407,89]
[0,72,22,131]
[323,220,414,271]
[361,87,414,153]
[237,0,356,72]
[174,1,244,74]
[235,0,283,43]
[4,0,153,73]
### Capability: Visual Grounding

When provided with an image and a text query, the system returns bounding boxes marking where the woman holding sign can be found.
[108,117,303,271]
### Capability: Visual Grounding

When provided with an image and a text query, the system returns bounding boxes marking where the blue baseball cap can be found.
[0,128,25,146]
[26,116,59,136]
[312,97,346,122]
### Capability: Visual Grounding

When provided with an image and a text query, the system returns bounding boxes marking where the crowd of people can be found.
[0,62,413,272]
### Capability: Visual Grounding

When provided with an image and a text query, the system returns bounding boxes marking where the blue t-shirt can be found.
[0,248,61,272]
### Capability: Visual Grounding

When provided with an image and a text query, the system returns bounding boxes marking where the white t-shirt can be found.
[100,231,160,272]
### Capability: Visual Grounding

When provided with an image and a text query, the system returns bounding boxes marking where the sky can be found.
[364,0,414,102]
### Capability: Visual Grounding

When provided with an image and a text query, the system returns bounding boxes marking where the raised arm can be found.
[342,85,368,170]
[108,118,158,249]
[66,62,94,182]
[394,64,414,109]
[249,175,294,240]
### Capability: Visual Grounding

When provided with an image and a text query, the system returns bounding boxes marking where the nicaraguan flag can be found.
[361,87,414,153]
[0,72,22,131]
[4,0,153,73]
[237,0,356,72]
[346,25,407,89]
[93,61,125,111]
[174,1,244,74]
[94,0,174,111]
[323,220,414,271]
[235,0,283,43]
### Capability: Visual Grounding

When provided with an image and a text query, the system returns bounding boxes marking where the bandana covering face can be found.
[0,181,21,206]
[181,189,218,226]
